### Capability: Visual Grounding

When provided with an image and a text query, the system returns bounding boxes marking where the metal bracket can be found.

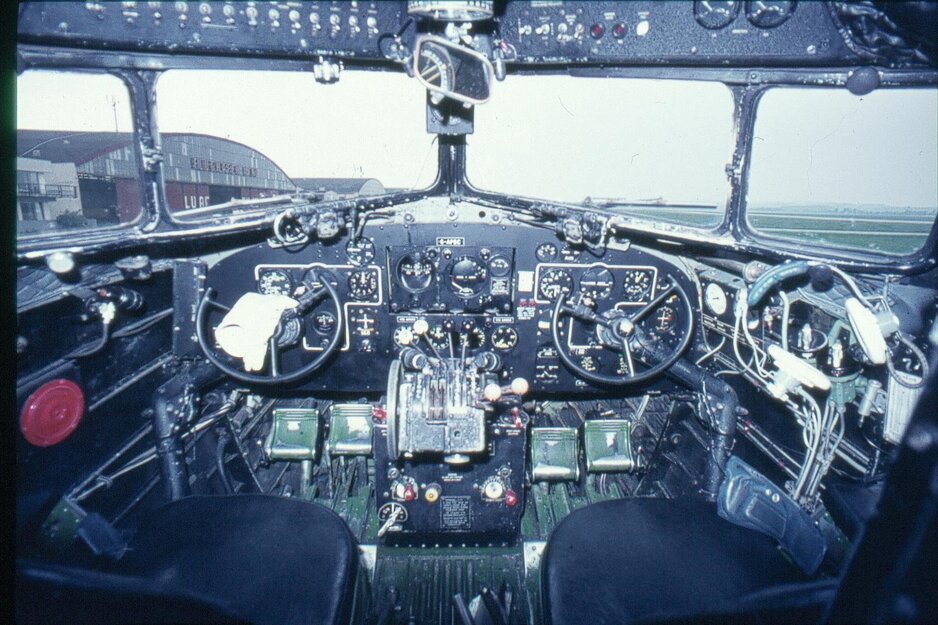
[313,57,342,84]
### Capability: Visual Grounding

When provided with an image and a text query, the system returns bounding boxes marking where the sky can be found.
[17,69,938,209]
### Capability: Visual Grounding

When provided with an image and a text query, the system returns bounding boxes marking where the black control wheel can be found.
[550,275,694,385]
[196,271,344,384]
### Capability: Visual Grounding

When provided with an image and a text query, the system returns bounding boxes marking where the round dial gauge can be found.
[258,269,293,296]
[397,253,435,293]
[450,257,488,297]
[393,326,415,347]
[745,0,795,28]
[458,326,487,349]
[538,268,574,301]
[350,309,378,337]
[655,306,677,333]
[348,269,379,300]
[427,325,450,351]
[694,0,740,29]
[491,326,519,351]
[345,237,375,266]
[488,255,512,278]
[559,244,582,262]
[621,270,653,302]
[535,242,558,262]
[312,310,337,335]
[579,267,615,300]
[704,283,728,316]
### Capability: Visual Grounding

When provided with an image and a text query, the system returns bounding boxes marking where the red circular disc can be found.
[20,379,85,447]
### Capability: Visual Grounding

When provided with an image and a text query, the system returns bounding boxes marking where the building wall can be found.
[15,157,82,225]
[161,135,296,193]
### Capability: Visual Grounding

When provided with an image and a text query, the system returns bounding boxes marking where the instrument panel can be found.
[200,222,698,394]
[386,244,515,314]
[20,1,852,66]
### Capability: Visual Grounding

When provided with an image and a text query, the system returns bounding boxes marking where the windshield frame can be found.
[15,43,938,274]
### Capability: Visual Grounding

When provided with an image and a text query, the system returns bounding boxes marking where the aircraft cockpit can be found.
[14,2,938,624]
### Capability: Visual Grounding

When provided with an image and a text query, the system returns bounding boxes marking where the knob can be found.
[505,489,518,507]
[401,347,428,371]
[482,477,505,501]
[424,483,441,503]
[510,377,529,396]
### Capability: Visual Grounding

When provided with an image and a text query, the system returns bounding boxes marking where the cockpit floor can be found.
[282,395,709,623]
[370,547,533,624]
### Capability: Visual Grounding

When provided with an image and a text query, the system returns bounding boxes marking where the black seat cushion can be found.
[18,495,358,625]
[543,497,809,625]
[115,494,358,625]
[16,560,248,624]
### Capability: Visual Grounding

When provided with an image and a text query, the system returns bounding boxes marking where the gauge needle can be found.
[421,66,441,83]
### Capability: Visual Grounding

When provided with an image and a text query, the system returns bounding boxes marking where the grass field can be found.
[604,203,935,255]
[748,205,934,255]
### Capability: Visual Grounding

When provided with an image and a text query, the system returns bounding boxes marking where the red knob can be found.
[505,489,518,507]
[404,485,416,502]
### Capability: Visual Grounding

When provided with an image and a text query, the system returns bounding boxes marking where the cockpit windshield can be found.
[467,76,735,229]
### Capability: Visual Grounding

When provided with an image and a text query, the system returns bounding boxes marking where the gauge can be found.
[348,269,379,300]
[458,326,487,350]
[704,283,728,316]
[427,325,450,351]
[377,502,408,523]
[535,242,558,262]
[258,269,293,296]
[559,244,581,262]
[350,309,378,337]
[538,268,574,301]
[745,0,795,28]
[694,0,740,29]
[450,257,488,297]
[655,306,676,333]
[397,252,435,293]
[345,237,375,266]
[312,310,337,334]
[488,255,512,278]
[579,356,598,373]
[579,266,615,300]
[407,0,494,21]
[621,270,653,302]
[491,326,519,351]
[393,326,415,347]
[416,43,454,94]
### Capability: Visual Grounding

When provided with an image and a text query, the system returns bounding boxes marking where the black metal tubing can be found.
[666,358,740,500]
[151,362,221,501]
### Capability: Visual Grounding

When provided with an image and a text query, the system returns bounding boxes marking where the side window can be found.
[16,71,144,239]
[746,87,937,256]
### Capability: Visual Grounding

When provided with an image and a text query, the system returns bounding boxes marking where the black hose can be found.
[65,319,111,359]
[215,431,234,494]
